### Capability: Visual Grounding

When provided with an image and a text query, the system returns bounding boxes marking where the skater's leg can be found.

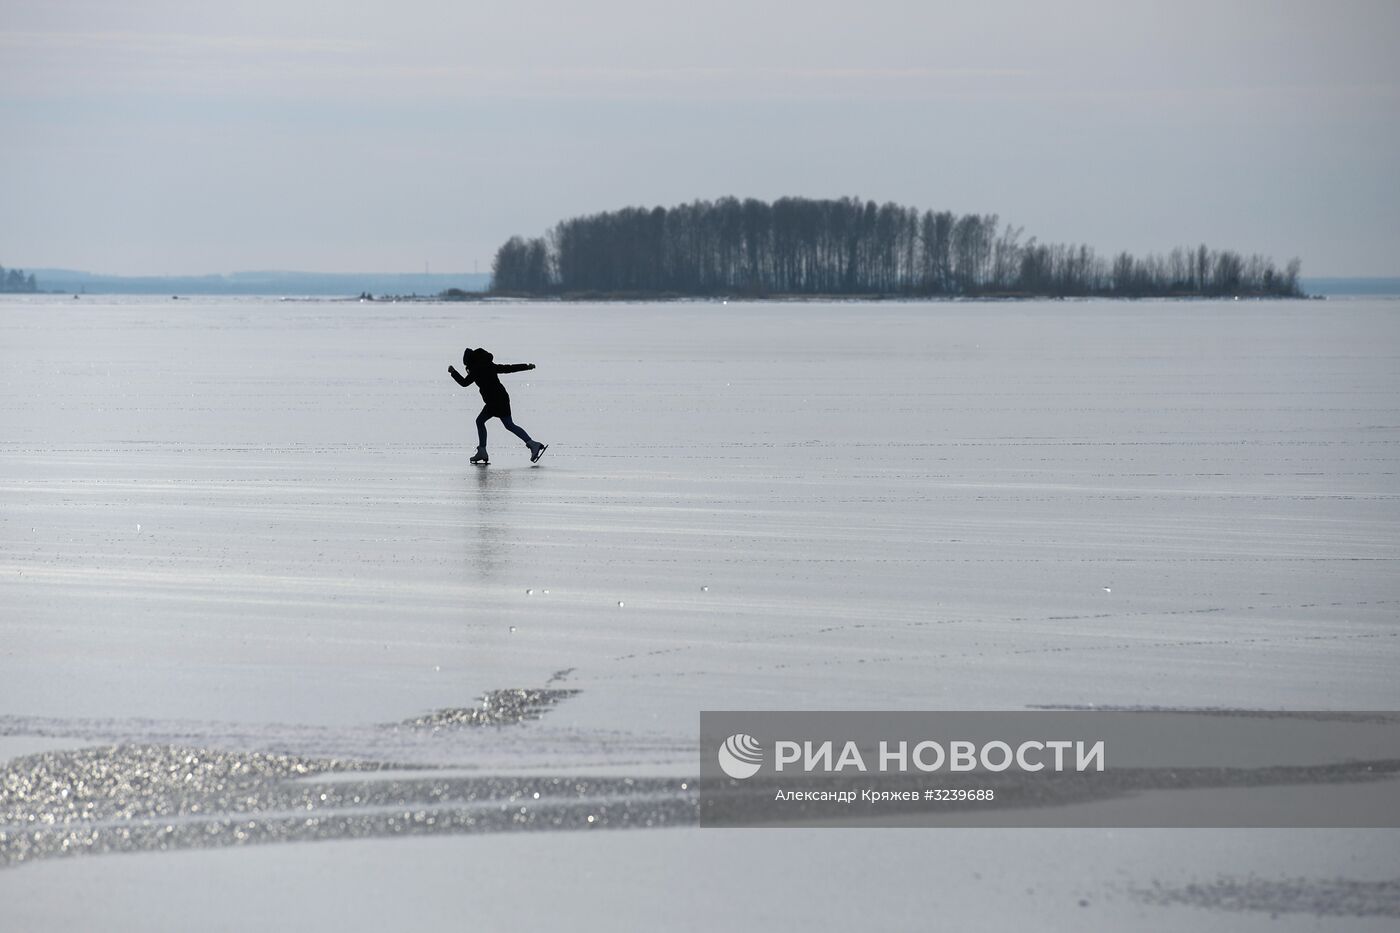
[470,408,493,463]
[499,414,535,446]
[501,414,548,462]
[475,408,491,448]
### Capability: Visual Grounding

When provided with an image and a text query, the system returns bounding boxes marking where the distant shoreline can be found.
[8,276,1396,300]
[477,274,1400,301]
[472,289,1321,303]
[22,269,490,298]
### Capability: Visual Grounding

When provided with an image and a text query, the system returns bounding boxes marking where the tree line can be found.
[490,197,1303,299]
[0,264,40,293]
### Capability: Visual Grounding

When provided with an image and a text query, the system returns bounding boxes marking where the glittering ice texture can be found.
[0,685,699,868]
[400,688,581,730]
[1133,876,1400,918]
[0,740,696,867]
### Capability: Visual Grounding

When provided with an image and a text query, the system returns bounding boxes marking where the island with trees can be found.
[0,264,40,293]
[489,196,1303,300]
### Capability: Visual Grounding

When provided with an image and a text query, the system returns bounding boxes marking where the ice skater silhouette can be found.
[448,347,547,465]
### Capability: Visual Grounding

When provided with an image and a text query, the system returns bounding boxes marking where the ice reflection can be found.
[467,463,514,580]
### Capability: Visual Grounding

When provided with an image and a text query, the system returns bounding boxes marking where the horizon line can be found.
[16,268,489,279]
[9,267,1400,281]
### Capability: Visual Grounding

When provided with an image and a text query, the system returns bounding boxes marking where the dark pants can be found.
[476,407,534,449]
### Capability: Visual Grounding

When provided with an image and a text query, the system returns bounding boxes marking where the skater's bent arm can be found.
[494,363,535,374]
[448,365,474,387]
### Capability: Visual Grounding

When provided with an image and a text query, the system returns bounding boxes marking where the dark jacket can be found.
[450,348,532,418]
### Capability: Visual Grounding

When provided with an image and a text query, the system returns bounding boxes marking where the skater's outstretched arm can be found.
[494,362,536,374]
[448,365,474,387]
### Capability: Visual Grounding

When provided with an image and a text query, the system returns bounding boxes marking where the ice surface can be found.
[1,295,1398,927]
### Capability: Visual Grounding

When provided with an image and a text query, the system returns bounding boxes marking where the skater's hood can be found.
[464,347,493,366]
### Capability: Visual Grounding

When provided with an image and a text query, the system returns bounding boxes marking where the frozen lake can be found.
[2,295,1398,928]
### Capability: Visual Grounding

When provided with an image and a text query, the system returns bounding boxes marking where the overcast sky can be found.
[2,0,1396,276]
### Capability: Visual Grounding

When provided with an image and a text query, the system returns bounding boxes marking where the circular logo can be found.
[717,733,763,779]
